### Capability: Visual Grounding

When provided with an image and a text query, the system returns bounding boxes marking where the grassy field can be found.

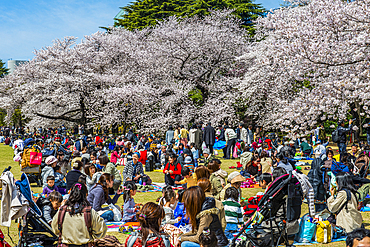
[0,144,366,246]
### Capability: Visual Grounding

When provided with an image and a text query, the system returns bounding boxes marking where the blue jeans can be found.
[100,210,114,221]
[225,223,238,239]
[181,242,200,247]
[367,134,370,145]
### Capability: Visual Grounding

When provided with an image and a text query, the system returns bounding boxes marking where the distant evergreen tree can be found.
[0,59,8,78]
[114,0,265,32]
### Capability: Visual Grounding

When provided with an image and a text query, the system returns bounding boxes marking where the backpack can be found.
[57,205,93,247]
[243,195,263,217]
[331,129,340,143]
[125,232,170,247]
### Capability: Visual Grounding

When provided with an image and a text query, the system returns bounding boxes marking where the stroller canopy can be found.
[15,173,42,216]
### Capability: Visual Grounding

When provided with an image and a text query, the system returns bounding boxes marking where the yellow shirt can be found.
[178,175,197,187]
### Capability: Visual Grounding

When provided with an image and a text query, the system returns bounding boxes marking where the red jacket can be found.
[163,161,182,179]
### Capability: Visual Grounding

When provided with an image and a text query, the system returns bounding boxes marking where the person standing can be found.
[225,126,237,159]
[195,124,203,152]
[239,123,248,143]
[180,125,189,147]
[336,119,353,159]
[246,125,254,145]
[203,123,215,154]
[189,125,198,146]
[166,126,175,145]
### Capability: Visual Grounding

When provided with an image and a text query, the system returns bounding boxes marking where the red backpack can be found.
[243,195,264,217]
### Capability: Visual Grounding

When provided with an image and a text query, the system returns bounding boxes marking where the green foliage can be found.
[188,88,204,106]
[114,0,265,32]
[0,59,9,78]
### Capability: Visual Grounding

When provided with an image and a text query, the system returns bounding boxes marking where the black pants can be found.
[165,174,181,186]
[206,144,214,155]
[226,138,237,159]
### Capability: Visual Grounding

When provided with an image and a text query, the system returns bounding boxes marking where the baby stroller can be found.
[16,173,58,247]
[230,172,302,247]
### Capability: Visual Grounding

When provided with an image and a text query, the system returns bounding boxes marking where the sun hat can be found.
[45,156,58,165]
[184,156,192,164]
[227,171,246,184]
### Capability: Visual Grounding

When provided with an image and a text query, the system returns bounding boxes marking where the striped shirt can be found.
[222,199,243,224]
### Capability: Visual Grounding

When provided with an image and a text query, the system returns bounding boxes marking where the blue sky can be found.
[0,0,283,64]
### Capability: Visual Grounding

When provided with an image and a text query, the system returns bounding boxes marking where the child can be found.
[122,182,138,222]
[173,189,189,227]
[175,167,197,188]
[158,185,173,206]
[190,143,199,167]
[162,189,181,225]
[41,156,58,188]
[85,163,102,192]
[259,173,273,191]
[199,228,217,247]
[53,165,66,188]
[42,176,66,196]
[223,187,243,240]
[39,191,63,224]
[184,156,195,172]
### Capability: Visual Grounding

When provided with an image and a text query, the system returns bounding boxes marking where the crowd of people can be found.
[1,119,370,247]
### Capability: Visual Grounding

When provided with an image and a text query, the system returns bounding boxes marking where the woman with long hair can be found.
[194,166,210,180]
[125,202,170,247]
[197,178,226,231]
[327,172,362,233]
[87,173,122,221]
[180,186,228,247]
[259,151,272,174]
[52,182,107,246]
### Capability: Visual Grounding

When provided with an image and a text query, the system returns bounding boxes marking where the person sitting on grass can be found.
[222,187,243,240]
[53,164,66,188]
[52,182,107,246]
[175,167,197,188]
[122,182,138,222]
[346,228,370,247]
[208,159,228,200]
[199,228,217,247]
[39,191,63,225]
[42,176,66,196]
[41,156,58,188]
[125,202,170,247]
[259,173,273,191]
[87,173,123,221]
[161,189,181,225]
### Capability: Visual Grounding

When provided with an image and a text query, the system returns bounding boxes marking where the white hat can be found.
[227,171,246,183]
[45,156,58,165]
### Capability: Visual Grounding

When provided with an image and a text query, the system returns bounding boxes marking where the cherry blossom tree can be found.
[0,10,248,133]
[239,0,370,134]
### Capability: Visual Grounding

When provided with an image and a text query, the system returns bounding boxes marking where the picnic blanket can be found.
[106,221,140,232]
[361,206,370,212]
[293,236,347,245]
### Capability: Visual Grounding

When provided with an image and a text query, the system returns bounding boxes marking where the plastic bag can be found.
[202,141,207,150]
[109,204,122,222]
[295,214,316,243]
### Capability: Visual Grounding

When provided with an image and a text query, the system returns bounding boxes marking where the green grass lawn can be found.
[0,144,366,246]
